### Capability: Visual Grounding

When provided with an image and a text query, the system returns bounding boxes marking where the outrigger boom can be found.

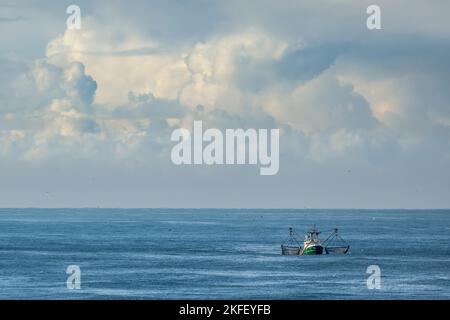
[322,228,350,254]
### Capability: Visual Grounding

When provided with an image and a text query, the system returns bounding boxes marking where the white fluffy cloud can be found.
[2,14,448,166]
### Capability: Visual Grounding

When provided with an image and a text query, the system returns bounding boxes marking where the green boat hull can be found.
[302,245,323,255]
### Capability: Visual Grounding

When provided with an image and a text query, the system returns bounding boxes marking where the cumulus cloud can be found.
[2,13,447,166]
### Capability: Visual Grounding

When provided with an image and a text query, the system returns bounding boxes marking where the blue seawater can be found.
[0,208,449,299]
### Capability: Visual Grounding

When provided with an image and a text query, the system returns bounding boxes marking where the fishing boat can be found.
[300,224,323,255]
[281,225,350,255]
[281,227,302,255]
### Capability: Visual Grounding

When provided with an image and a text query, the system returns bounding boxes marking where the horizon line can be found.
[0,207,449,210]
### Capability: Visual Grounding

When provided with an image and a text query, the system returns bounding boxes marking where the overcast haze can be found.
[0,0,449,208]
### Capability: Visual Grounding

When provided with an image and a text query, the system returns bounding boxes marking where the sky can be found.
[0,0,449,208]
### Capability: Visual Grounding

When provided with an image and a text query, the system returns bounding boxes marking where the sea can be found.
[0,208,449,299]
